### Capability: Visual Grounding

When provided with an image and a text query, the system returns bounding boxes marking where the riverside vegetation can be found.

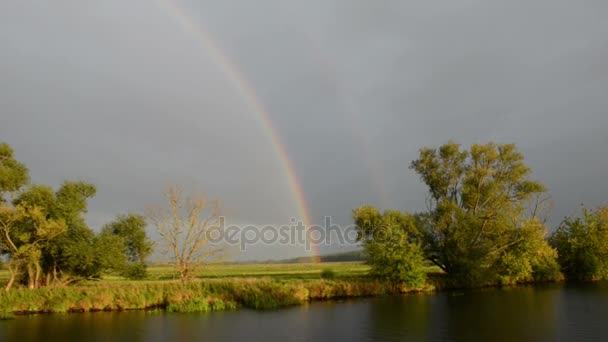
[0,262,437,318]
[1,141,608,319]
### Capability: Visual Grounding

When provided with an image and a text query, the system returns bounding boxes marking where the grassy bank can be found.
[0,262,438,318]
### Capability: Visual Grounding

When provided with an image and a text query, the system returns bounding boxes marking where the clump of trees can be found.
[355,142,562,287]
[550,206,608,281]
[0,143,152,290]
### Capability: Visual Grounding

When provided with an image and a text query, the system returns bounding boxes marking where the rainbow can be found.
[156,0,320,262]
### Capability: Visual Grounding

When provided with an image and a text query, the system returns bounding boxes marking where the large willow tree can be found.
[411,142,560,286]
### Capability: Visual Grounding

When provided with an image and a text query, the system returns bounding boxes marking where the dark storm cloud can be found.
[2,0,607,259]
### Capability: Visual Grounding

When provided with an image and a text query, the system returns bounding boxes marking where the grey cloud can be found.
[2,0,608,259]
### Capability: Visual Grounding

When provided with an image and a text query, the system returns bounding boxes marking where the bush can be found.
[366,236,427,288]
[492,220,562,285]
[121,262,148,280]
[353,207,427,288]
[320,269,335,279]
[364,225,427,287]
[551,207,608,281]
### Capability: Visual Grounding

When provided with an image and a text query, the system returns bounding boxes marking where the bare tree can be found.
[146,186,223,283]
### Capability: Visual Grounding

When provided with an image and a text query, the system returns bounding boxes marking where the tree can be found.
[0,143,132,287]
[0,205,66,290]
[0,143,29,201]
[551,206,608,281]
[18,181,102,283]
[0,143,67,290]
[146,186,222,283]
[353,206,426,287]
[102,214,152,263]
[12,181,126,283]
[101,214,152,279]
[410,142,560,286]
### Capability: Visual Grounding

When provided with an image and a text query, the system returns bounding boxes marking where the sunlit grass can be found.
[0,262,442,315]
[93,262,372,284]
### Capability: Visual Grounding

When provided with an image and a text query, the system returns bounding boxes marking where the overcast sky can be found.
[2,0,607,260]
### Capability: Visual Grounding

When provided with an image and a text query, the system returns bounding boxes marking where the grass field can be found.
[136,262,371,281]
[0,262,370,283]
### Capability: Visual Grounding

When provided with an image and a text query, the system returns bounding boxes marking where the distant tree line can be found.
[0,143,152,290]
[354,142,608,288]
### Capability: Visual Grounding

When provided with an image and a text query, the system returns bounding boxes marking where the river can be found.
[2,282,608,341]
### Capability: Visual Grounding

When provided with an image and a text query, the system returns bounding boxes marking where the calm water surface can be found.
[2,283,608,341]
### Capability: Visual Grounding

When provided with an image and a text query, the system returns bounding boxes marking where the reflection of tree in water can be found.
[366,294,433,340]
[442,285,561,341]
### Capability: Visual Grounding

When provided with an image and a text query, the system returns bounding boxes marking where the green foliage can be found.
[93,234,127,275]
[492,220,562,285]
[11,181,102,281]
[121,262,148,280]
[52,181,96,223]
[102,214,152,263]
[353,206,427,287]
[320,268,335,279]
[0,143,30,199]
[410,142,559,286]
[0,204,67,289]
[166,296,237,313]
[551,207,608,281]
[99,214,153,280]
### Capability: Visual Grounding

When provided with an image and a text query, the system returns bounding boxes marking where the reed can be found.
[0,277,433,315]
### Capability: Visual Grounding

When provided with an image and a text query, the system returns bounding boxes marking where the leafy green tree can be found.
[102,214,152,263]
[551,206,608,281]
[92,233,127,274]
[0,143,30,279]
[18,182,100,282]
[0,143,67,290]
[410,142,560,286]
[12,181,129,283]
[101,214,152,279]
[353,206,426,287]
[0,205,66,290]
[0,143,29,201]
[0,143,135,286]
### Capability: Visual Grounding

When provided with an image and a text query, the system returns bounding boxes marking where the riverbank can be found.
[0,277,435,318]
[4,261,567,318]
[0,262,444,318]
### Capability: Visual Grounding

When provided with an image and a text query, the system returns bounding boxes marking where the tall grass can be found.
[0,262,439,316]
[0,277,433,315]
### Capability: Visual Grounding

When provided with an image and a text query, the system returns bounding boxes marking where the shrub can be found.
[121,262,148,280]
[551,207,608,281]
[366,236,427,288]
[320,269,335,279]
[353,207,427,288]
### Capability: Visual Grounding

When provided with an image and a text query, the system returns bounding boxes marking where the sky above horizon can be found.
[2,0,608,260]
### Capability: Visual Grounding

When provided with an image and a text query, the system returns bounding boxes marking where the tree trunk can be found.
[27,264,35,289]
[34,261,42,289]
[5,264,17,291]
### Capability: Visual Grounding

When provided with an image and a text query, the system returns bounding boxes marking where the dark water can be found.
[3,283,608,342]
